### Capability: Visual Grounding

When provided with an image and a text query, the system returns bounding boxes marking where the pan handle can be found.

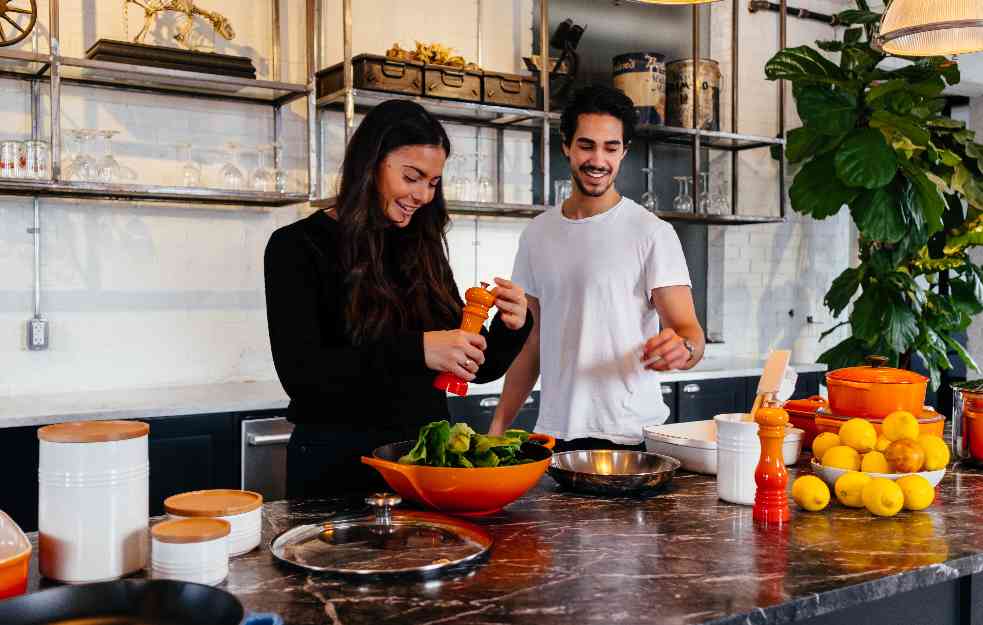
[361,456,440,509]
[241,614,283,625]
[529,433,555,450]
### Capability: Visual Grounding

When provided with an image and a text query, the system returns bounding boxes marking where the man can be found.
[488,85,705,451]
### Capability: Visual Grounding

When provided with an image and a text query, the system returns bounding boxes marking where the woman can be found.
[264,100,532,500]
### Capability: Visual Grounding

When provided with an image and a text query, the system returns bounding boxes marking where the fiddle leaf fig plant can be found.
[765,2,983,389]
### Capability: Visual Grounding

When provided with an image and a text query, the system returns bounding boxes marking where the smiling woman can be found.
[263,99,534,501]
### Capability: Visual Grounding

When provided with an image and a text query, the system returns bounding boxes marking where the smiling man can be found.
[488,85,706,451]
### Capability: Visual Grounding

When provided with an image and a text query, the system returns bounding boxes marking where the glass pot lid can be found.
[270,494,493,577]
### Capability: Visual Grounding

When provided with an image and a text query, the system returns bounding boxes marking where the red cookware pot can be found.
[826,356,927,419]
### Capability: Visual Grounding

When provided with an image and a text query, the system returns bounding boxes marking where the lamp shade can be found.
[878,0,983,56]
[629,0,720,4]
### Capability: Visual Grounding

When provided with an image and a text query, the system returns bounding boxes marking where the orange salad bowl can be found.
[814,408,944,439]
[0,510,31,600]
[362,434,555,516]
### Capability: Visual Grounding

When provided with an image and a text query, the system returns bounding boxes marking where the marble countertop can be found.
[0,359,826,429]
[23,455,978,625]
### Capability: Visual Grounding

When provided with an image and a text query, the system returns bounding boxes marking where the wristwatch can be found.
[682,338,696,362]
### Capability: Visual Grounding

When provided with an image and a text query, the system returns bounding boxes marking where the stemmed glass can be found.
[220,142,244,190]
[271,143,288,193]
[641,166,659,213]
[176,143,201,187]
[64,129,97,181]
[711,183,730,215]
[698,172,712,214]
[672,176,693,212]
[96,130,122,183]
[251,144,276,192]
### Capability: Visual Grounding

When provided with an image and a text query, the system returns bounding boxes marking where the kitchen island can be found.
[21,457,983,625]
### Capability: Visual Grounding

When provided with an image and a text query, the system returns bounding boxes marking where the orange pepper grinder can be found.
[433,282,496,397]
[753,403,790,524]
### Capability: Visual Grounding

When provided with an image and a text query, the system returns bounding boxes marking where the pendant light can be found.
[877,0,983,56]
[625,0,720,5]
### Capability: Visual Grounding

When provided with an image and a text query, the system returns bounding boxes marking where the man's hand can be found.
[642,328,692,371]
[490,277,528,330]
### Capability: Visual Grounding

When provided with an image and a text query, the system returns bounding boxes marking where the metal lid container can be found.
[165,490,263,557]
[270,494,493,578]
[152,518,231,587]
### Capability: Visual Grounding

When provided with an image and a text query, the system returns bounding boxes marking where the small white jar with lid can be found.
[164,489,263,557]
[38,420,149,583]
[151,517,231,586]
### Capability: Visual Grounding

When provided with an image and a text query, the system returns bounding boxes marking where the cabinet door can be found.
[661,384,678,424]
[449,393,539,433]
[0,426,40,532]
[148,414,239,516]
[677,379,747,422]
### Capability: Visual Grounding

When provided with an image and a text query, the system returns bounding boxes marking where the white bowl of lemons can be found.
[809,457,945,488]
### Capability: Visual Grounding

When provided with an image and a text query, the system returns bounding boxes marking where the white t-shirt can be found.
[511,196,692,444]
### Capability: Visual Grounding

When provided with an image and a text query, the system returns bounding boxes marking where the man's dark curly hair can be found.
[560,85,639,148]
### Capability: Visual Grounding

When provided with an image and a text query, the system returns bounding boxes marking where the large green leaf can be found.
[944,333,980,373]
[817,337,869,370]
[849,183,907,243]
[836,9,881,24]
[951,277,983,315]
[796,86,858,134]
[909,77,946,98]
[850,287,883,343]
[869,110,930,147]
[841,47,882,75]
[765,46,854,88]
[927,118,965,130]
[824,267,863,317]
[899,159,946,235]
[884,297,920,354]
[865,79,906,106]
[785,127,839,163]
[835,128,898,189]
[790,154,861,218]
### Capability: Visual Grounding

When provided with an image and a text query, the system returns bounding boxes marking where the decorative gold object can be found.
[386,41,479,70]
[877,0,983,56]
[124,0,235,51]
[0,0,38,47]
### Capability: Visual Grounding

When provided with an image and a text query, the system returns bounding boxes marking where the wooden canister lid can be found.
[152,518,230,544]
[164,489,263,517]
[38,420,149,443]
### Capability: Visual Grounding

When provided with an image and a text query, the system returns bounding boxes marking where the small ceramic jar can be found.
[164,489,263,557]
[38,420,149,583]
[151,518,231,586]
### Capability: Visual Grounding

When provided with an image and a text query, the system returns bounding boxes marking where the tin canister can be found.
[666,59,721,130]
[612,52,666,126]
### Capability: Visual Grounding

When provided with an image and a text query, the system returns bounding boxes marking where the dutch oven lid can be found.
[165,489,263,517]
[38,420,149,443]
[270,493,492,577]
[826,355,928,385]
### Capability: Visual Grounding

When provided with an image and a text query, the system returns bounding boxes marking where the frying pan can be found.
[0,579,279,625]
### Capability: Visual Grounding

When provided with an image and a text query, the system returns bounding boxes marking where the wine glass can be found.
[96,130,122,183]
[711,182,730,215]
[698,172,712,214]
[220,142,244,190]
[64,129,96,181]
[553,179,572,206]
[641,167,659,213]
[478,175,495,203]
[176,143,201,187]
[672,176,693,212]
[251,145,275,192]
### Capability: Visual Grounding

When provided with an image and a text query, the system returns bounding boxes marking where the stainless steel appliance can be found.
[241,417,294,502]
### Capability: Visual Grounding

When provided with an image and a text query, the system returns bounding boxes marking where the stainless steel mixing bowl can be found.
[547,450,681,496]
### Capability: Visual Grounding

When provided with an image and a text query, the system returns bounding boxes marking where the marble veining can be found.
[21,455,983,624]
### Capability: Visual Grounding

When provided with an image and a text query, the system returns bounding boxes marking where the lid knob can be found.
[866,355,888,368]
[365,492,401,527]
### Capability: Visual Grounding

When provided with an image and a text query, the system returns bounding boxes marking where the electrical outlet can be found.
[27,317,48,351]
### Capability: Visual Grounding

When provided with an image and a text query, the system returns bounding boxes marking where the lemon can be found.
[875,435,892,452]
[835,471,872,508]
[917,434,950,471]
[838,418,877,453]
[896,474,935,511]
[792,475,830,511]
[823,445,861,471]
[862,477,905,517]
[882,411,920,442]
[861,450,890,474]
[812,432,841,462]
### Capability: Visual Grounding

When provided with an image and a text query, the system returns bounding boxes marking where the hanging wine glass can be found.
[64,129,96,181]
[250,145,276,192]
[220,141,244,190]
[176,143,201,187]
[711,182,730,215]
[672,176,693,212]
[641,166,659,213]
[698,172,712,214]
[96,130,122,183]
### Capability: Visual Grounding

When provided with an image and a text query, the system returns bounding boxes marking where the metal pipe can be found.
[476,0,482,68]
[31,79,40,141]
[779,0,786,218]
[272,0,280,82]
[32,197,40,318]
[749,0,835,25]
[731,0,739,216]
[274,103,282,174]
[691,4,700,212]
[497,127,505,204]
[343,0,354,143]
[50,0,61,181]
[539,0,550,207]
[307,0,319,200]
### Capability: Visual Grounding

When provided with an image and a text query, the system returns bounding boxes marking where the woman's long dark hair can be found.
[335,99,461,345]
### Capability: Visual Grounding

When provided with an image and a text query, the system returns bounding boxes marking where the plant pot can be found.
[825,356,928,419]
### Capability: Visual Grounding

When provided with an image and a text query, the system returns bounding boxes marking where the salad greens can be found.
[398,420,535,468]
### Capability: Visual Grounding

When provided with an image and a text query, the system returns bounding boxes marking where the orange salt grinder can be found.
[433,282,496,397]
[753,403,790,524]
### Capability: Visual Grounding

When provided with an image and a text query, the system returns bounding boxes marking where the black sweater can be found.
[263,210,533,431]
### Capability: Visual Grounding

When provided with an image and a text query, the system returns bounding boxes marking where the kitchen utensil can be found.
[0,510,30,599]
[38,420,149,583]
[612,52,666,126]
[433,282,495,397]
[826,355,928,419]
[547,450,679,496]
[783,395,827,448]
[164,489,263,556]
[810,458,945,488]
[151,517,231,586]
[813,406,944,438]
[952,380,983,464]
[752,404,790,523]
[0,579,279,625]
[270,493,493,578]
[362,434,554,516]
[749,350,791,421]
[644,419,803,474]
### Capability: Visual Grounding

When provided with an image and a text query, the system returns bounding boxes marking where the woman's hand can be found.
[423,330,487,381]
[491,277,527,330]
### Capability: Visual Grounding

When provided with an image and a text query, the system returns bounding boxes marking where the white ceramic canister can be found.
[38,420,149,583]
[151,517,230,586]
[164,489,262,557]
[714,413,802,506]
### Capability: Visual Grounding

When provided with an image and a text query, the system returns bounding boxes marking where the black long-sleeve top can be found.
[264,209,533,431]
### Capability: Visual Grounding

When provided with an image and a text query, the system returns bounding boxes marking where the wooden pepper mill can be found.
[752,403,790,524]
[433,282,496,397]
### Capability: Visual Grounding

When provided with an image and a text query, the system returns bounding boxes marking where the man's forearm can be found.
[488,338,540,435]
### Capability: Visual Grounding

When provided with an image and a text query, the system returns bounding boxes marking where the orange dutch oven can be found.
[826,356,927,419]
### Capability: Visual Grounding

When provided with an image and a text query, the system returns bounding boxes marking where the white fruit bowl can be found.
[810,458,946,488]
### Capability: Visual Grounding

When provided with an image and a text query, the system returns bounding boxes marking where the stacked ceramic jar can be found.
[152,490,263,586]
